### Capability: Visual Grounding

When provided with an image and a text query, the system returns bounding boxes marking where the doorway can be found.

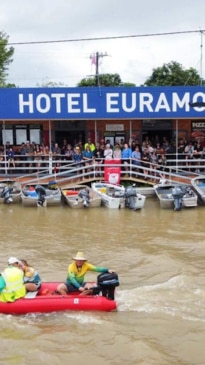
[55,131,85,147]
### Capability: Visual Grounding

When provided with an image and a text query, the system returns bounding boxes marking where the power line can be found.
[7,29,205,46]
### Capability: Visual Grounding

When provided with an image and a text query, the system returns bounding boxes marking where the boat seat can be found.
[25,290,38,299]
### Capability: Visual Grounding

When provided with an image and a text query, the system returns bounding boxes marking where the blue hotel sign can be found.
[0,86,205,120]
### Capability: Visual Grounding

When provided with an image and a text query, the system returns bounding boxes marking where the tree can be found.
[143,61,203,86]
[77,73,136,87]
[36,80,68,87]
[0,31,15,87]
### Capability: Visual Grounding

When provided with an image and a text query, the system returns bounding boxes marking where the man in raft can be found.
[57,251,114,295]
[0,257,26,302]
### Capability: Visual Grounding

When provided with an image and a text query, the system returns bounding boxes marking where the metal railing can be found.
[0,153,204,186]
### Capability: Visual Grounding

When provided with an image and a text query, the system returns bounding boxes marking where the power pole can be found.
[90,52,108,86]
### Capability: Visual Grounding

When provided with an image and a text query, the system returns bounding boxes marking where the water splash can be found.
[116,274,205,321]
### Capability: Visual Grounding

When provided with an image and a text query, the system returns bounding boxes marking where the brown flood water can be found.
[0,198,205,365]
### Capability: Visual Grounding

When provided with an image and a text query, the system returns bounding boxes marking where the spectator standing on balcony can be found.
[52,142,61,174]
[104,144,113,160]
[0,148,4,173]
[84,138,96,152]
[82,145,93,177]
[64,144,73,161]
[93,142,104,177]
[164,141,175,167]
[25,141,34,173]
[34,144,43,173]
[113,144,122,160]
[193,140,203,172]
[184,141,194,171]
[73,146,83,179]
[61,139,68,156]
[121,143,132,176]
[6,146,15,172]
[19,142,26,173]
[132,145,141,173]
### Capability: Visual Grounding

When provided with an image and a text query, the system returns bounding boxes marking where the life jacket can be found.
[0,267,26,302]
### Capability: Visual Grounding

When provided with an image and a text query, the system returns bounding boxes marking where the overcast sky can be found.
[1,0,205,87]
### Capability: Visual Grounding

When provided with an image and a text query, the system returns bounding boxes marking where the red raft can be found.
[0,282,117,315]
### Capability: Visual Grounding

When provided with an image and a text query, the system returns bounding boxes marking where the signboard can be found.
[104,160,121,184]
[106,124,124,131]
[1,86,205,120]
[191,120,205,132]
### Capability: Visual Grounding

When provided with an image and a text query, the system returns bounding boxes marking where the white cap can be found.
[8,257,20,265]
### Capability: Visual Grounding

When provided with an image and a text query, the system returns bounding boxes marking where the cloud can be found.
[1,0,205,87]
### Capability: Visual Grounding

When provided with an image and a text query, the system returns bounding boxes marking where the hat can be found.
[72,252,87,261]
[8,257,20,265]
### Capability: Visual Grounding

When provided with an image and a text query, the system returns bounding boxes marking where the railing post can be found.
[49,153,53,175]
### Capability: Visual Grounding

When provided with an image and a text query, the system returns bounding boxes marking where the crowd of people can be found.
[0,135,205,176]
[0,252,114,303]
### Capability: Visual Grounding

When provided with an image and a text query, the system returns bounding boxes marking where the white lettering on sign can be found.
[121,93,136,112]
[155,93,171,112]
[139,93,154,112]
[106,93,120,112]
[67,93,81,113]
[51,93,65,113]
[36,94,50,113]
[19,93,96,114]
[192,122,205,128]
[19,94,34,113]
[172,92,189,111]
[83,94,96,113]
[18,90,205,116]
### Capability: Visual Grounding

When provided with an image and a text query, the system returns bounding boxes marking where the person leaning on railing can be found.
[93,143,104,177]
[82,145,94,177]
[121,143,132,175]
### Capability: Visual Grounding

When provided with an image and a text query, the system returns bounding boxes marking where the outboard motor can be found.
[1,186,13,203]
[124,186,137,210]
[35,185,46,207]
[79,188,90,207]
[95,272,120,300]
[172,186,184,211]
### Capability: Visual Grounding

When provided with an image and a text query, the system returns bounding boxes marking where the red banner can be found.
[104,159,121,184]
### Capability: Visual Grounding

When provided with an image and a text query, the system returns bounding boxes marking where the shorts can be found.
[65,282,86,292]
[25,281,41,290]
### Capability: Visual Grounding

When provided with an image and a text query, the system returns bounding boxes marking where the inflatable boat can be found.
[0,273,119,315]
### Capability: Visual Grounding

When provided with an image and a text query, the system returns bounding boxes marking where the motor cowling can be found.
[1,186,13,203]
[35,185,46,206]
[124,186,137,198]
[95,272,120,300]
[79,188,90,207]
[172,186,184,211]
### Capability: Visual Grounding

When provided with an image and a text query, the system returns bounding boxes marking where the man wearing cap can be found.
[57,252,114,295]
[0,257,26,302]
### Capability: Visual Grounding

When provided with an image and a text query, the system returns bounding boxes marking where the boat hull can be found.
[191,176,205,204]
[0,282,117,315]
[62,185,101,208]
[21,183,62,207]
[154,183,198,209]
[91,182,125,209]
